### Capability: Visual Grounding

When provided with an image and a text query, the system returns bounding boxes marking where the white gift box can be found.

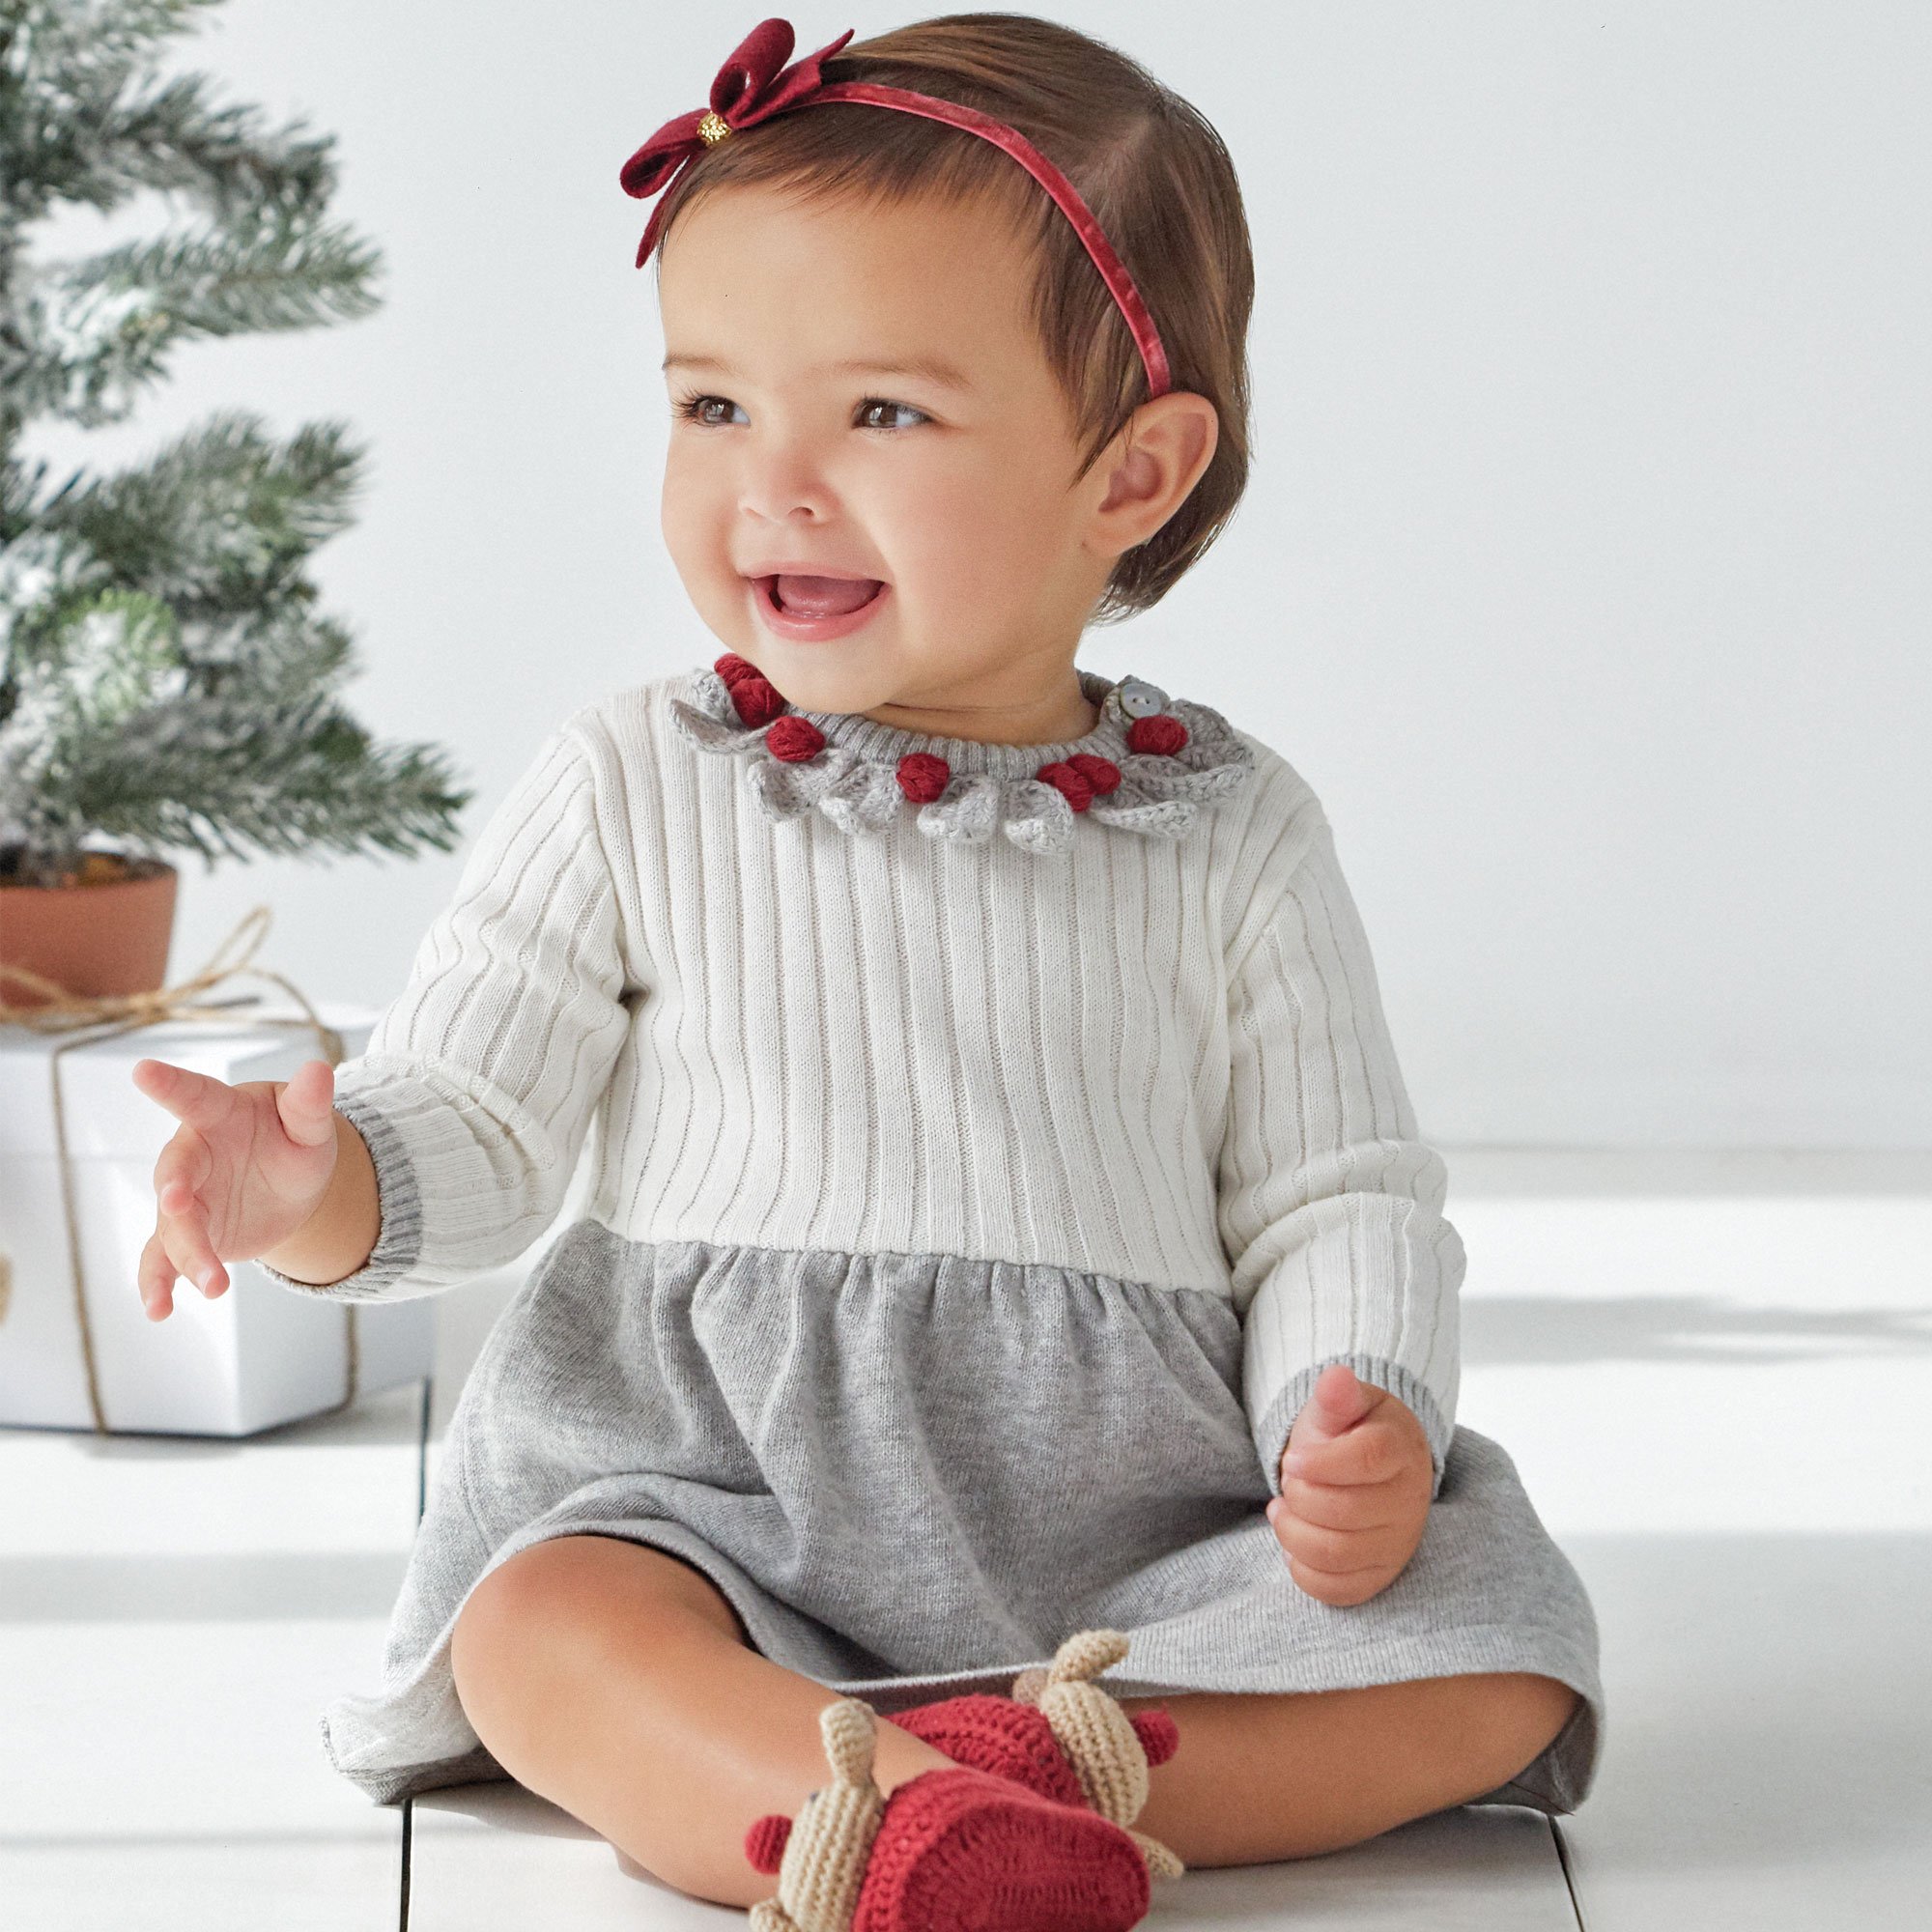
[0,1003,432,1437]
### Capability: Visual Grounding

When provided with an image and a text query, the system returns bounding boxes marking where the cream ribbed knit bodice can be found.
[270,660,1465,1493]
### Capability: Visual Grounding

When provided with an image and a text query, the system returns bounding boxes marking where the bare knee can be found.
[1294,1672,1579,1857]
[449,1534,746,1755]
[1463,1671,1581,1794]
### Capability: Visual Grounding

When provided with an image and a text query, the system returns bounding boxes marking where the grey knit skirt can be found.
[320,1219,1605,1813]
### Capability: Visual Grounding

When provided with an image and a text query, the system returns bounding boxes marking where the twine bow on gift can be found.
[0,904,361,1435]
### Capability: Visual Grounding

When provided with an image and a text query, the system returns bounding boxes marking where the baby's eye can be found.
[856,398,929,432]
[674,393,746,428]
[672,388,927,431]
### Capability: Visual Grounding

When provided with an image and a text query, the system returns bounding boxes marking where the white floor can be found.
[5,1148,1928,1930]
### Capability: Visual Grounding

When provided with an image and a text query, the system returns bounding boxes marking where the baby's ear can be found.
[744,1812,791,1873]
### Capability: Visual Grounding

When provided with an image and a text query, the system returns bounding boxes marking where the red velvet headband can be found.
[619,16,1173,399]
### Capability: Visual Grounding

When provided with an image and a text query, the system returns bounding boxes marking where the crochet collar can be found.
[668,653,1256,855]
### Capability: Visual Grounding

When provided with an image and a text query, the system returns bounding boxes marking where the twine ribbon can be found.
[0,904,360,1435]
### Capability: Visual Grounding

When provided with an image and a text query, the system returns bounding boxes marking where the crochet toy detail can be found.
[887,1692,1089,1807]
[889,1630,1184,1880]
[669,655,1257,854]
[744,1694,1153,1932]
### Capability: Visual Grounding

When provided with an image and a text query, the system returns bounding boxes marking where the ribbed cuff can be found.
[1252,1352,1454,1503]
[256,1089,427,1303]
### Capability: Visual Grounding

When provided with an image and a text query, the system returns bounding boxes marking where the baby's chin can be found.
[710,632,907,715]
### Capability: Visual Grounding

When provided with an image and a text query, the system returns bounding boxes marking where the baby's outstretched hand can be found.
[129,1056,341,1320]
[1265,1364,1433,1607]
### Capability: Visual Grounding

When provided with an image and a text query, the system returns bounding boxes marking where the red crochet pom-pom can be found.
[732,678,786,729]
[1066,753,1122,795]
[744,1812,791,1874]
[1036,760,1094,811]
[714,654,786,728]
[896,753,951,803]
[765,715,826,762]
[1127,714,1188,756]
[1130,1708,1181,1768]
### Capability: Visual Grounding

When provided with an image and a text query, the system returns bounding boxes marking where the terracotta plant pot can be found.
[0,854,180,1010]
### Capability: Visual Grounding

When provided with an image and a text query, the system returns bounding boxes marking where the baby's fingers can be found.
[1276,1471,1409,1534]
[1285,1551,1396,1608]
[138,1227,218,1320]
[132,1058,238,1136]
[153,1127,211,1217]
[1267,1507,1384,1578]
[1283,1417,1406,1487]
[156,1200,228,1304]
[138,1231,177,1321]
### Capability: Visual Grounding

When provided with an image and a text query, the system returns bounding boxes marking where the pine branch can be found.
[39,407,365,611]
[26,69,340,221]
[27,689,472,868]
[0,4,230,216]
[0,0,469,881]
[0,447,60,539]
[0,578,186,866]
[0,2,216,88]
[0,520,108,693]
[11,210,380,426]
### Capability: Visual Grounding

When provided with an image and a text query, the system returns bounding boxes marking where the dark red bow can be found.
[619,17,855,267]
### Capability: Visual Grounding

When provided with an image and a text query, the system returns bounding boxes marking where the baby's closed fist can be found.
[130,1056,342,1321]
[1265,1364,1434,1607]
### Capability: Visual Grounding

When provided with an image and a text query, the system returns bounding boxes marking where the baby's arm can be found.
[1217,803,1464,1538]
[256,712,639,1298]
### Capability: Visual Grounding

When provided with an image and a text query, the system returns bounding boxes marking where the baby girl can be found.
[133,14,1602,1926]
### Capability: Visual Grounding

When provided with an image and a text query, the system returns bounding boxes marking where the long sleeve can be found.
[1216,812,1464,1500]
[260,713,639,1300]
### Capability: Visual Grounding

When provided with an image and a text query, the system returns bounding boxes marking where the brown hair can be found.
[651,13,1255,623]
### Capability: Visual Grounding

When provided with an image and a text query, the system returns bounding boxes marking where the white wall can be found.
[22,2,1929,1150]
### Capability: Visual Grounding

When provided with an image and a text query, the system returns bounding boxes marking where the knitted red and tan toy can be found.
[744,1693,1154,1932]
[885,1629,1185,1879]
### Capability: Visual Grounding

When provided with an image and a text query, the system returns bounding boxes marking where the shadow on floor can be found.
[1464,1293,1932,1367]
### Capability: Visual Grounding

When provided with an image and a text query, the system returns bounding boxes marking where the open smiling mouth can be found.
[756,574,887,618]
[750,573,891,639]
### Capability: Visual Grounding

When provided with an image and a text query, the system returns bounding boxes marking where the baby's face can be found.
[656,180,1118,725]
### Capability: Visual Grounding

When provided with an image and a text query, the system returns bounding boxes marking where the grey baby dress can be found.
[263,656,1605,1813]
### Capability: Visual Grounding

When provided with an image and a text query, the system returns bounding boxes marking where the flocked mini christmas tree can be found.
[0,0,468,890]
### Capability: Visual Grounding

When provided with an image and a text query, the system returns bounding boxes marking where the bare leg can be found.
[448,1532,961,1909]
[1117,1673,1583,1865]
